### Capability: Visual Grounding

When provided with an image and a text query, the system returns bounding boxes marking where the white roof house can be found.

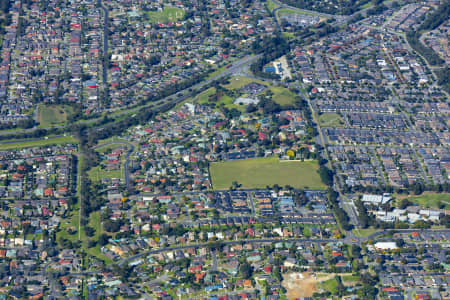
[374,242,398,250]
[362,193,391,205]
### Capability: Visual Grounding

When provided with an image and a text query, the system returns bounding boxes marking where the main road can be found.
[0,54,261,137]
[37,228,450,276]
[117,237,342,266]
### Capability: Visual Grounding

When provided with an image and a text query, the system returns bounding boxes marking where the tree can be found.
[239,261,252,279]
[99,233,110,246]
[398,198,411,209]
[318,166,333,186]
[84,226,95,237]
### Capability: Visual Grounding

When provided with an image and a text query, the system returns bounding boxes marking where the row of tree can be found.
[406,0,450,93]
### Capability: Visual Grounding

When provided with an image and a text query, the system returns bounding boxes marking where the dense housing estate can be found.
[0,0,448,298]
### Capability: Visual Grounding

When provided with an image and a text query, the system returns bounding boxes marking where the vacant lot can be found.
[209,157,325,190]
[146,6,185,24]
[318,113,345,127]
[283,273,335,298]
[38,104,73,127]
[270,86,297,106]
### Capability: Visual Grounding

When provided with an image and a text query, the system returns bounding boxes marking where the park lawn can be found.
[318,113,345,127]
[361,1,372,9]
[209,157,326,190]
[270,86,297,106]
[84,211,113,265]
[196,87,217,104]
[146,6,185,24]
[404,193,450,210]
[318,277,339,294]
[342,275,359,285]
[283,32,295,39]
[267,0,279,11]
[174,87,216,109]
[361,0,389,10]
[352,228,379,238]
[57,202,80,244]
[224,76,269,90]
[0,136,77,150]
[207,65,228,80]
[88,165,123,182]
[196,88,245,112]
[302,227,312,237]
[97,137,131,145]
[217,95,245,111]
[277,8,316,16]
[38,104,73,127]
[95,143,129,154]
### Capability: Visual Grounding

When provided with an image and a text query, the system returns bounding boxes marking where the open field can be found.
[209,157,326,190]
[224,76,269,90]
[88,165,123,182]
[96,137,131,145]
[270,86,297,106]
[318,276,339,294]
[146,6,185,24]
[38,104,73,127]
[276,8,328,23]
[95,143,129,154]
[0,136,77,150]
[318,113,345,127]
[194,87,216,103]
[195,87,245,112]
[206,65,228,80]
[398,192,450,210]
[277,8,316,16]
[353,228,379,238]
[342,275,359,284]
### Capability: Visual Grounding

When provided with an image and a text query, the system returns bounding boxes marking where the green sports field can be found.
[209,157,326,190]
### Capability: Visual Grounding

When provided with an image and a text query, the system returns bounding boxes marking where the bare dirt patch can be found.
[282,272,335,298]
